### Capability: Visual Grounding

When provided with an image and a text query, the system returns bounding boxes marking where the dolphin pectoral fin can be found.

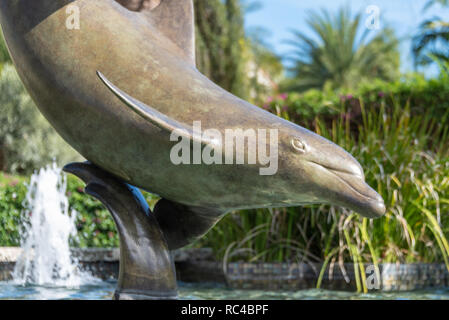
[97,71,182,132]
[97,71,220,149]
[153,199,226,250]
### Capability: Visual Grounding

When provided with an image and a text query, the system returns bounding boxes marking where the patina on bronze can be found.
[0,0,386,299]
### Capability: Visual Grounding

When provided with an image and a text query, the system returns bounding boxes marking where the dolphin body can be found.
[0,0,385,250]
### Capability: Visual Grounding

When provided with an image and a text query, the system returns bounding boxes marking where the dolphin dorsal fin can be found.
[97,71,219,149]
[143,0,196,66]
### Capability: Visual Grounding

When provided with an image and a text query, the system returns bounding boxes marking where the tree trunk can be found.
[0,143,5,172]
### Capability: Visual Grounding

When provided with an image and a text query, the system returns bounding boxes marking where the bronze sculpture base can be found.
[63,162,178,300]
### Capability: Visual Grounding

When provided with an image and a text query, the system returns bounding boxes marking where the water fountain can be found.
[12,163,95,288]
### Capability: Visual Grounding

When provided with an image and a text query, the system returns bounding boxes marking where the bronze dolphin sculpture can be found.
[0,0,385,251]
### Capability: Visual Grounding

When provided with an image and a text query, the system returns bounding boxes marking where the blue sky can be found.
[244,0,449,76]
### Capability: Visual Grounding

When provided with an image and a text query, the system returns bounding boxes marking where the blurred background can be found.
[1,0,449,293]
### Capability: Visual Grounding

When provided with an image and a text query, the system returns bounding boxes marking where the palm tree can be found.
[413,0,449,67]
[424,0,449,9]
[286,7,399,92]
[413,20,449,66]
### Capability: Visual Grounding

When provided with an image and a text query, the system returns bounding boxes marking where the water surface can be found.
[1,281,448,300]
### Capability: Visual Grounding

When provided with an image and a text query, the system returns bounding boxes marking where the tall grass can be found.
[199,97,449,292]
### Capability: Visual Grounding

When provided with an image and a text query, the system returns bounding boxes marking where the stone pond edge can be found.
[1,247,448,292]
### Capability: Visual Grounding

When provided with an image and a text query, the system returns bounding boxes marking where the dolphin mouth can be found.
[310,161,365,180]
[311,162,386,218]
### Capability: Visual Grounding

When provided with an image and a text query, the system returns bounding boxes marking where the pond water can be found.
[1,281,449,300]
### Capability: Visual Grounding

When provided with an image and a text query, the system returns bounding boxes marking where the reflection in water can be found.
[0,281,116,300]
[0,281,448,300]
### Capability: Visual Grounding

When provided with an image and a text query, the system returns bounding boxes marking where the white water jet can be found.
[12,163,96,287]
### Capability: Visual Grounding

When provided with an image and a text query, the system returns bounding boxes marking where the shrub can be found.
[274,74,449,128]
[0,173,26,246]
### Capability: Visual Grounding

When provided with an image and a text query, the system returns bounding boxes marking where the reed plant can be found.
[199,96,449,292]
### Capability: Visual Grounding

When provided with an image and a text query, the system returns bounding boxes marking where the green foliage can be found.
[0,173,27,246]
[0,64,82,174]
[275,74,449,127]
[287,6,400,92]
[194,0,248,99]
[194,0,282,101]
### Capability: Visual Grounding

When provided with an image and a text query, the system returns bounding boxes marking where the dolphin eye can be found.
[291,137,307,154]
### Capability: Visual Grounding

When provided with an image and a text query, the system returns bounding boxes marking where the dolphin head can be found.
[276,122,386,219]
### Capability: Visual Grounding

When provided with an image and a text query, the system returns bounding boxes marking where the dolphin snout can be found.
[306,138,385,218]
[331,170,386,218]
[365,193,386,218]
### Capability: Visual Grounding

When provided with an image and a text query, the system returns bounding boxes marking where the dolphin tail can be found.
[63,162,178,300]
